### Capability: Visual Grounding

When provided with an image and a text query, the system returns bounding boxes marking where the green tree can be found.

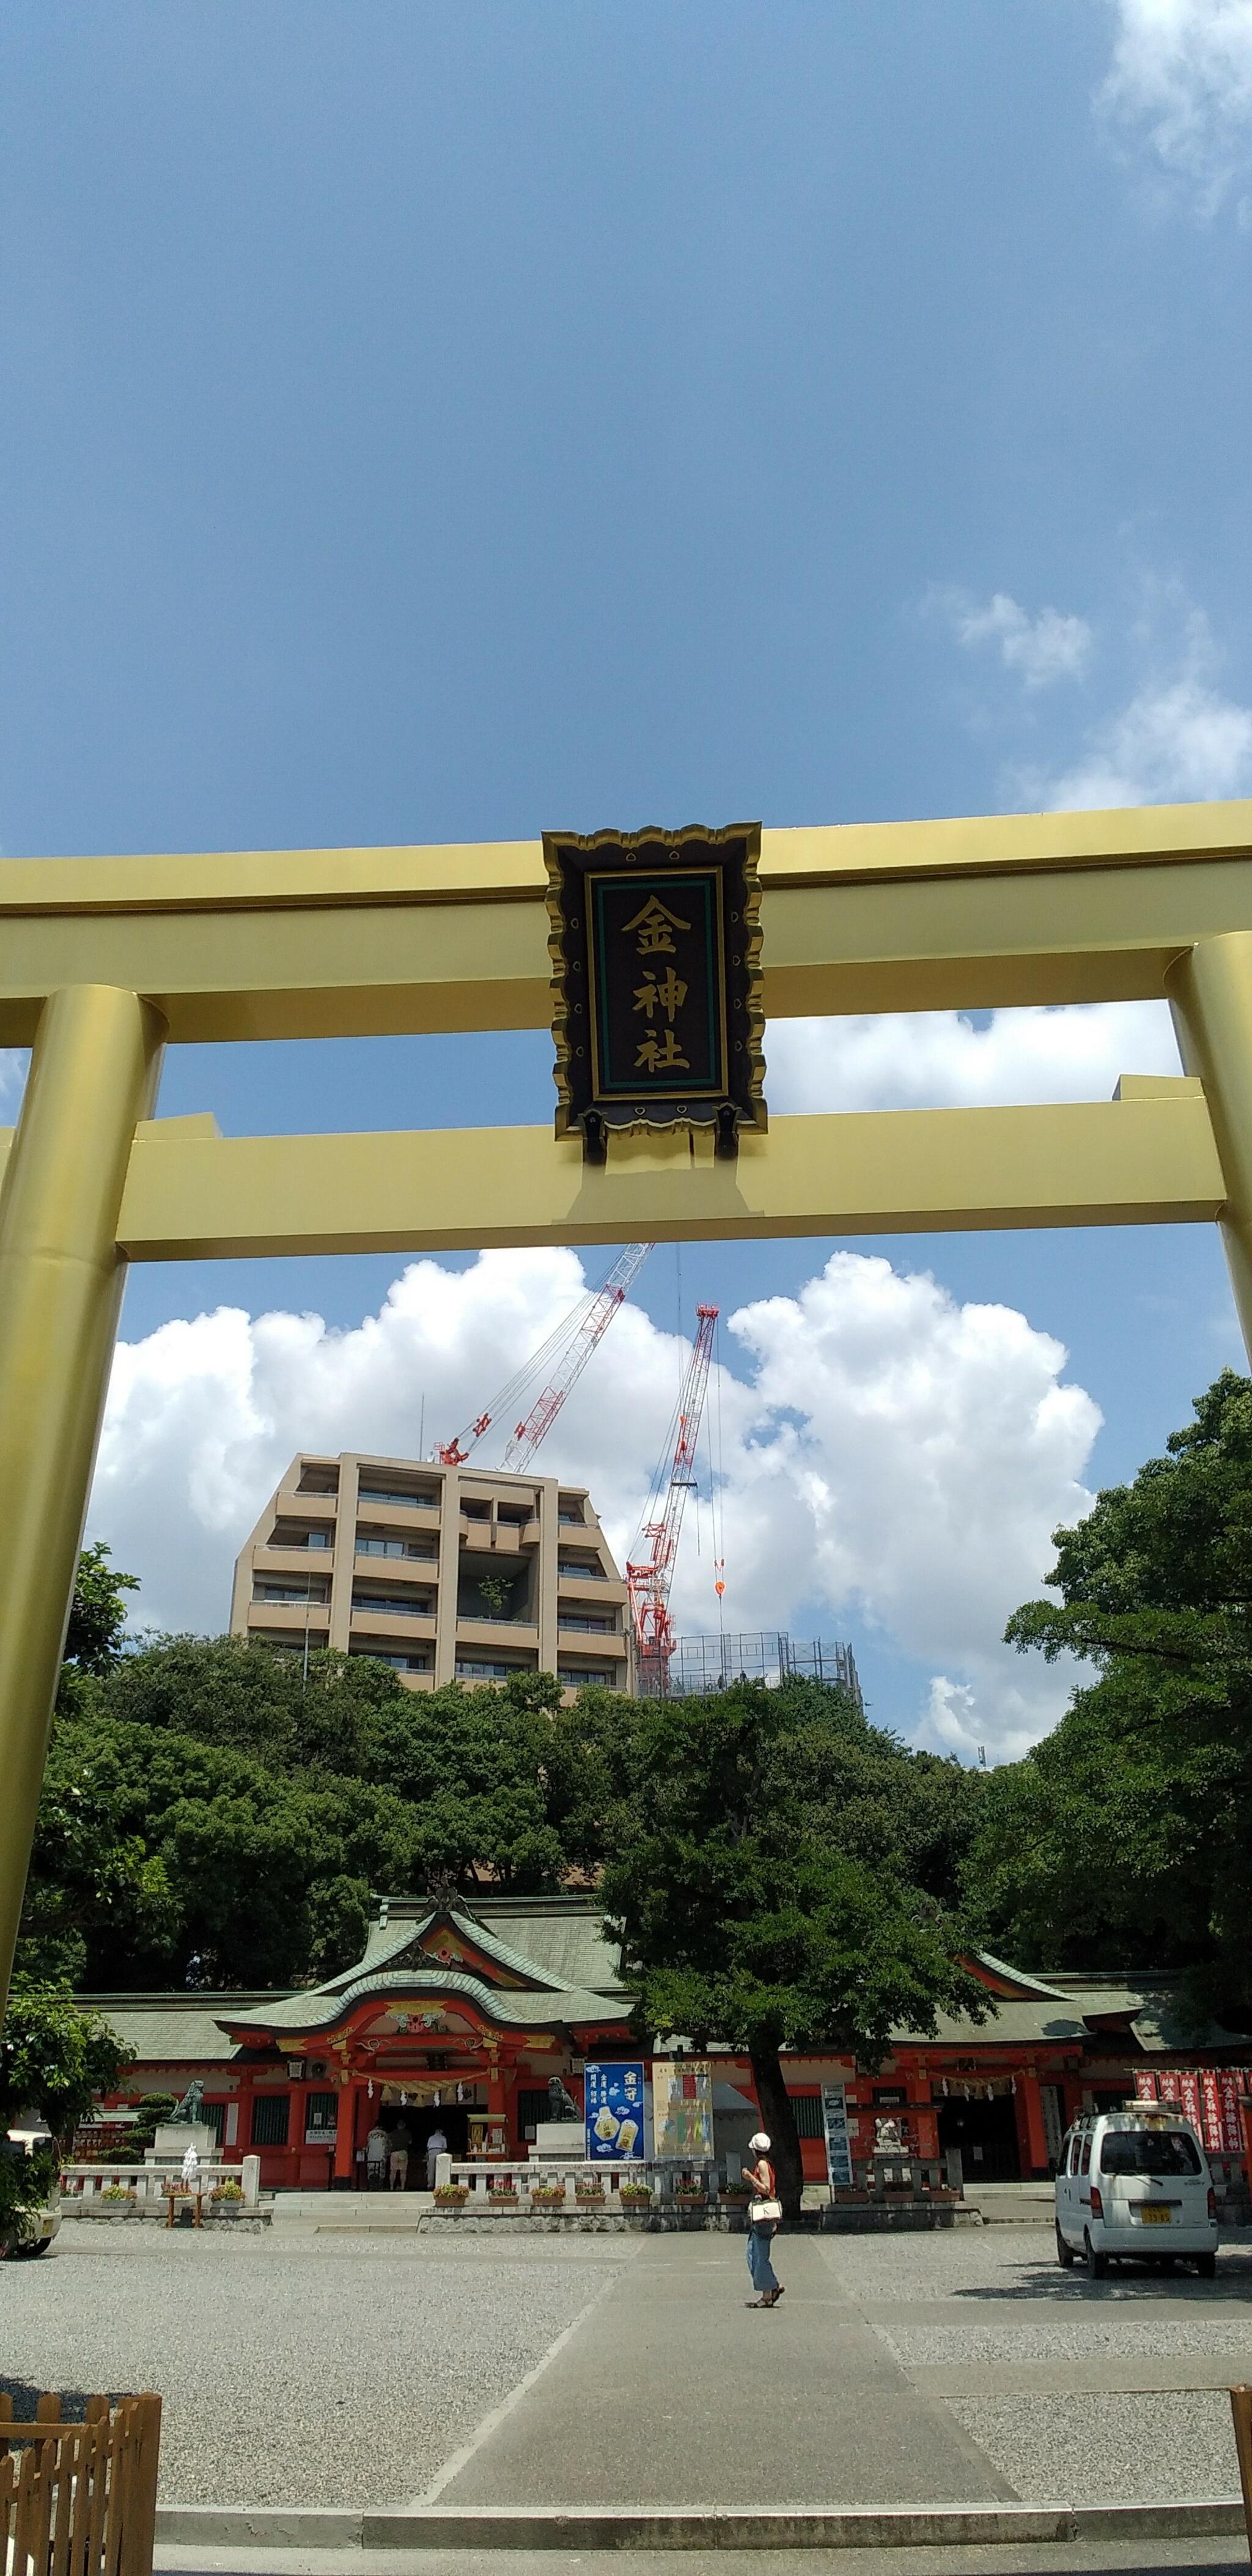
[0,1984,126,2243]
[600,1680,989,2215]
[975,1370,1252,2024]
[59,1541,139,1700]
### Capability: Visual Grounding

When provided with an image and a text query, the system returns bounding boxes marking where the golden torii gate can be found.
[4,794,1252,2011]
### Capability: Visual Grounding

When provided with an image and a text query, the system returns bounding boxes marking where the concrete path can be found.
[155,2547,1251,2576]
[425,2236,1014,2508]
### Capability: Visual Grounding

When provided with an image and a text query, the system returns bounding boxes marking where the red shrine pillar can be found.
[333,2081,357,2189]
[1017,2070,1050,2178]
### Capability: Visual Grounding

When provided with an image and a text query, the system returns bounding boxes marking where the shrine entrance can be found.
[4,802,1252,2013]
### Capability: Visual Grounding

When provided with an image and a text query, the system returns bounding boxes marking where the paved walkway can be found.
[425,2234,1011,2508]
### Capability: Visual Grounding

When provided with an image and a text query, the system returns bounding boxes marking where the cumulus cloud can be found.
[943,590,1094,689]
[1044,627,1252,810]
[1099,0,1252,212]
[90,1245,1097,1762]
[765,997,1179,1116]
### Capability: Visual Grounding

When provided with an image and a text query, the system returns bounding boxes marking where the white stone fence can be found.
[59,2155,262,2210]
[435,2155,721,2206]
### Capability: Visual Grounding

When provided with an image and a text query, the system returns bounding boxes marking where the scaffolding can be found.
[656,1631,863,1708]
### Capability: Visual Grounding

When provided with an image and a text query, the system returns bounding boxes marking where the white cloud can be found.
[765,998,1179,1116]
[943,590,1093,688]
[90,1245,1098,1763]
[0,1052,25,1109]
[1043,614,1252,808]
[1099,0,1252,211]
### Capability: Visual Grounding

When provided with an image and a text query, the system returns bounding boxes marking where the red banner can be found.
[1134,2070,1157,2102]
[1218,2069,1248,2155]
[1199,2071,1224,2152]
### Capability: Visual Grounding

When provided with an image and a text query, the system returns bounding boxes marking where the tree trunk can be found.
[748,2048,804,2220]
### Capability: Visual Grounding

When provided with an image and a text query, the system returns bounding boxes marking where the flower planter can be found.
[574,2191,606,2208]
[619,2191,653,2212]
[529,2190,565,2210]
[434,2188,469,2209]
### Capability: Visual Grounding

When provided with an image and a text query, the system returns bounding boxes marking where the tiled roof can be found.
[219,1966,627,2039]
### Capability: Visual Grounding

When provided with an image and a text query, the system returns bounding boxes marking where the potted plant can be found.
[433,2182,469,2207]
[529,2183,565,2209]
[619,2181,653,2210]
[574,2178,606,2205]
[100,2183,136,2205]
[487,2176,518,2205]
[210,2180,243,2211]
[674,2173,707,2209]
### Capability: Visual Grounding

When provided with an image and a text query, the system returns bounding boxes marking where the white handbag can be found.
[749,2196,782,2223]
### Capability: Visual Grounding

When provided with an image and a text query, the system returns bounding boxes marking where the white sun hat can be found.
[748,2131,771,2150]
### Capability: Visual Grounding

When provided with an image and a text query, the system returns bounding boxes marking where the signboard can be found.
[583,2062,645,2161]
[651,2057,714,2161]
[545,825,766,1160]
[822,2081,853,2189]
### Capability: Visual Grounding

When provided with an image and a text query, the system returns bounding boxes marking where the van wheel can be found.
[1055,2221,1075,2268]
[1193,2251,1217,2279]
[1083,2229,1108,2279]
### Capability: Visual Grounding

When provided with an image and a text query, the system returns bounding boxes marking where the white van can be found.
[1055,2104,1217,2279]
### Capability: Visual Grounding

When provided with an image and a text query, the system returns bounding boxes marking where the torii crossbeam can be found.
[4,794,1252,2009]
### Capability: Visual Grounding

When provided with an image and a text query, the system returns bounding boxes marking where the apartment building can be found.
[229,1452,632,1698]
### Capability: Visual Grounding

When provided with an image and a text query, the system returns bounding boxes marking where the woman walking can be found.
[743,2130,784,2308]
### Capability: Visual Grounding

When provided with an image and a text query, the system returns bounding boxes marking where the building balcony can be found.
[354,1494,441,1527]
[353,1540,439,1570]
[247,1606,329,1643]
[350,1609,437,1642]
[255,1541,334,1571]
[558,1568,627,1604]
[556,1624,627,1658]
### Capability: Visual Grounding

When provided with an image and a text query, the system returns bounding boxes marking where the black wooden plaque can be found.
[544,824,765,1157]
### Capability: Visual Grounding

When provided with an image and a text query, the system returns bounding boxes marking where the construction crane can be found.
[435,1244,652,1471]
[627,1304,718,1697]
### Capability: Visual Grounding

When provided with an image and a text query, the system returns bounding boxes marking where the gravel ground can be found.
[10,2220,1252,2512]
[874,2316,1252,2365]
[3,2232,629,2506]
[948,2390,1241,2503]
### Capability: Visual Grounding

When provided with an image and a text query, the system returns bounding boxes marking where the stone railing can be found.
[435,2155,720,2207]
[59,2155,262,2211]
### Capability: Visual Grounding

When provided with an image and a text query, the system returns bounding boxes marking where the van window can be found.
[1099,2129,1201,2177]
[1068,2134,1081,2174]
[1080,2135,1091,2174]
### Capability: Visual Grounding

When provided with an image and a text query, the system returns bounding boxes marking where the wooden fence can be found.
[1232,2385,1252,2565]
[0,2393,161,2576]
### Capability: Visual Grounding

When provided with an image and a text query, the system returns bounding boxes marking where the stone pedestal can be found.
[531,2120,585,2158]
[153,2123,216,2161]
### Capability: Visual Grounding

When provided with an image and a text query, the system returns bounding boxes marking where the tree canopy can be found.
[970,1369,1252,2029]
[600,1678,989,2213]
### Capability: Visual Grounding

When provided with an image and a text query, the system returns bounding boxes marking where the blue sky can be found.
[4,1,1251,1752]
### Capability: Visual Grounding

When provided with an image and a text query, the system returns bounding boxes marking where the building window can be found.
[253,1580,328,1604]
[251,2093,290,2147]
[350,1591,433,1617]
[789,2094,825,2139]
[456,1657,531,1680]
[304,2092,338,2142]
[558,1614,614,1633]
[348,1646,430,1671]
[200,2098,225,2142]
[558,1666,613,1687]
[357,1485,435,1510]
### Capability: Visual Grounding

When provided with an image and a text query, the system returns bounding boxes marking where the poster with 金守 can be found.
[583,2062,645,2161]
[651,2058,714,2161]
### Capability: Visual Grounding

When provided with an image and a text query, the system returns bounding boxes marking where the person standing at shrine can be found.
[425,2123,447,2190]
[388,2119,411,2191]
[743,2132,784,2308]
[366,2120,388,2189]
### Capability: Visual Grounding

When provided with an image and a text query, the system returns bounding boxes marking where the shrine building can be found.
[79,1892,1252,2191]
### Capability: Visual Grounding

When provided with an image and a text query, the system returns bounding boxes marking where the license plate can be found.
[1138,2204,1171,2224]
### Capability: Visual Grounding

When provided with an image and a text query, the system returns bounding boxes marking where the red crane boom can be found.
[627,1304,718,1697]
[436,1244,652,1471]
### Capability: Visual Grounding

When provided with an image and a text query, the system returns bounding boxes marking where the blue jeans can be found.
[746,2221,779,2296]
